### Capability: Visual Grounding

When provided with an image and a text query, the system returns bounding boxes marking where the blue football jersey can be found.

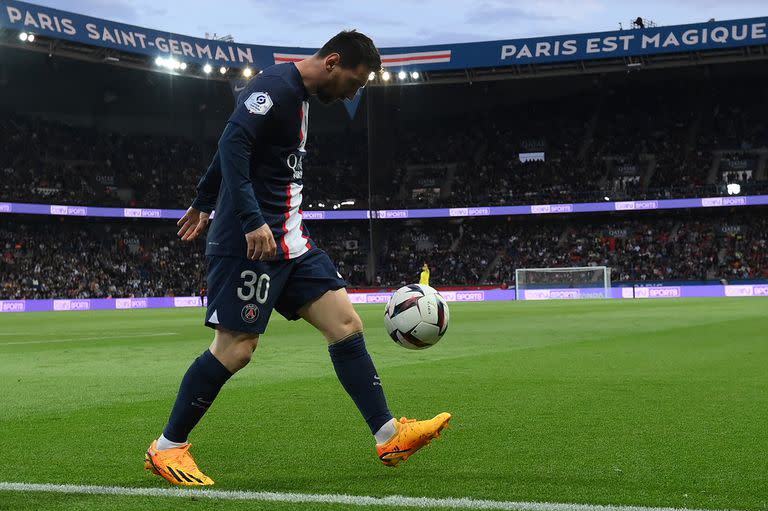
[204,63,315,260]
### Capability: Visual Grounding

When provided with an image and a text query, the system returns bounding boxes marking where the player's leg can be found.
[297,287,396,440]
[279,249,451,466]
[146,255,285,485]
[145,327,259,486]
[161,327,258,447]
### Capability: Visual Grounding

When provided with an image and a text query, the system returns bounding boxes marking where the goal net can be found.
[515,266,611,300]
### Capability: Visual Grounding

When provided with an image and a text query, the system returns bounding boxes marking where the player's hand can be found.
[177,207,210,241]
[245,223,277,261]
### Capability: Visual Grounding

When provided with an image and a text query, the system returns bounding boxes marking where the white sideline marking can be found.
[0,332,178,346]
[0,482,739,511]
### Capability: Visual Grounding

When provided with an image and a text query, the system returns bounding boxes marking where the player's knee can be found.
[339,312,364,337]
[232,342,256,370]
[211,329,259,372]
[231,337,258,368]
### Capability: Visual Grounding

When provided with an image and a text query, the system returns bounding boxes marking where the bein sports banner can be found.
[0,0,766,70]
[0,195,767,220]
[2,285,767,312]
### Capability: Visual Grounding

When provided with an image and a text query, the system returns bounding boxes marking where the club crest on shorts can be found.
[241,303,260,323]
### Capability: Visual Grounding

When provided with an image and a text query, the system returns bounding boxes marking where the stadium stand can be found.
[4,72,768,211]
[2,211,765,298]
[1,44,767,299]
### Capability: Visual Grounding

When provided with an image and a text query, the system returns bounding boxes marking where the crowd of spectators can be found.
[375,212,768,287]
[3,211,764,299]
[4,76,768,214]
[0,220,206,299]
[0,115,209,209]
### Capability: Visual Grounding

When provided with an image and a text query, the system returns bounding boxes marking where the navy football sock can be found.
[328,333,393,434]
[162,350,233,443]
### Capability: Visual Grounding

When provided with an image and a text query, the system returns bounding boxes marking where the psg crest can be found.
[241,303,260,323]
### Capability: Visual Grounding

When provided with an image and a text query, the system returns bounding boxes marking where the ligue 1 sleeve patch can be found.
[244,92,273,115]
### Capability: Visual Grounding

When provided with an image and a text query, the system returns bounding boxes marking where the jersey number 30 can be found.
[237,271,270,304]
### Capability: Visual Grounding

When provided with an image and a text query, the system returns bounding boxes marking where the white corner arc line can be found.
[0,483,742,511]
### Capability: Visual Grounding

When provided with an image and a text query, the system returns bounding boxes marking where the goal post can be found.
[515,266,612,300]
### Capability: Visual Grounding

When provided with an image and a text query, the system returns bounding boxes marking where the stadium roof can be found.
[1,0,767,85]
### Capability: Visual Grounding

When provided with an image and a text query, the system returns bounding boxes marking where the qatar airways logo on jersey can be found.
[286,152,305,180]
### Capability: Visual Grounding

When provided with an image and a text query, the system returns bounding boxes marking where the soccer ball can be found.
[384,284,450,349]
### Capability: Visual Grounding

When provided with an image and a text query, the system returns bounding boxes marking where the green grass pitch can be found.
[0,298,766,511]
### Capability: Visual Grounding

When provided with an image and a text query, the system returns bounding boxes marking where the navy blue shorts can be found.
[204,248,348,334]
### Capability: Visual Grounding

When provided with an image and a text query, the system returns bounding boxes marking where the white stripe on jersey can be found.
[298,101,309,152]
[283,182,308,259]
[281,101,310,259]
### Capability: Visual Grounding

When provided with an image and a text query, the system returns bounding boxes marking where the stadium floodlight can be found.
[156,57,184,71]
[203,64,213,74]
[243,67,253,78]
[382,71,391,81]
[368,71,376,81]
[410,71,419,79]
[398,71,407,80]
[727,183,741,195]
[19,32,28,42]
[219,66,227,75]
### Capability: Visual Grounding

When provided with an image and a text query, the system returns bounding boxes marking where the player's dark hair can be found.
[317,30,382,72]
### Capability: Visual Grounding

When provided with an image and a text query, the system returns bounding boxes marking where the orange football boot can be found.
[376,412,451,467]
[144,440,214,486]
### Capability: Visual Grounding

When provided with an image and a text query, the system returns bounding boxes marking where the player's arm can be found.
[220,81,288,260]
[217,122,275,260]
[178,152,221,241]
[191,151,222,214]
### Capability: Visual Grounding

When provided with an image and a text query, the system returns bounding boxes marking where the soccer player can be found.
[144,31,451,487]
[420,263,430,286]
